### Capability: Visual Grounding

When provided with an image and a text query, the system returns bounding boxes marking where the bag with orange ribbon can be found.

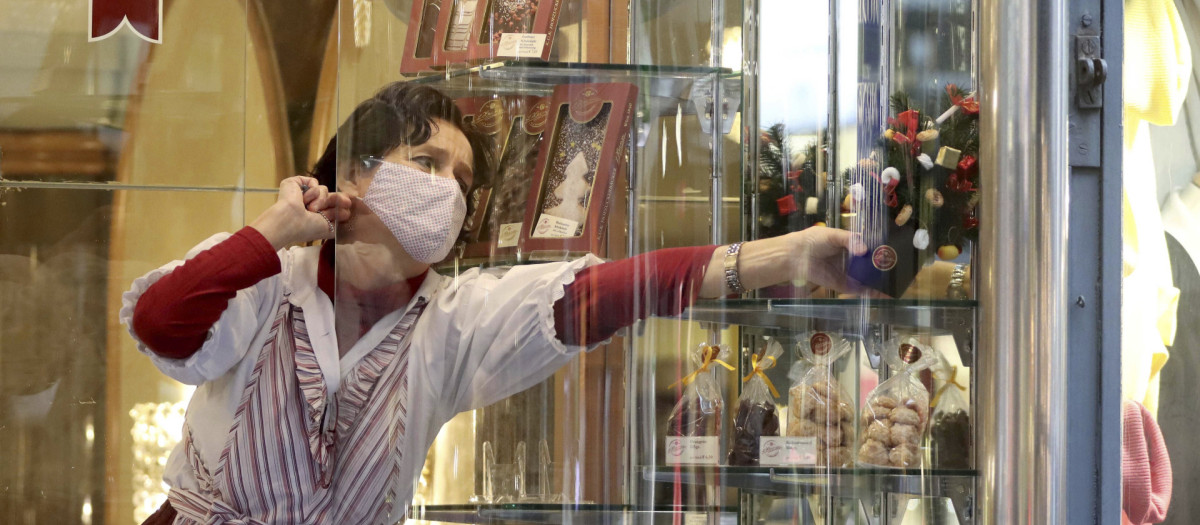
[727,340,783,466]
[786,331,855,467]
[665,343,734,438]
[857,336,938,468]
[929,351,971,469]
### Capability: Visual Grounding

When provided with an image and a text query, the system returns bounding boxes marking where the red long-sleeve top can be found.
[132,227,716,359]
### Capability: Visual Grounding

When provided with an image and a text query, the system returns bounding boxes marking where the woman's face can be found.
[336,119,476,282]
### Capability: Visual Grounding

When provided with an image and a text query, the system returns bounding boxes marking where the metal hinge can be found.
[1076,35,1107,108]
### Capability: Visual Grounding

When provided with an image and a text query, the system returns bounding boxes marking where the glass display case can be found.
[0,0,1093,522]
[386,0,987,523]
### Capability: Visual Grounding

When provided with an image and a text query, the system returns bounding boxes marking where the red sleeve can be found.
[553,246,718,347]
[131,227,282,359]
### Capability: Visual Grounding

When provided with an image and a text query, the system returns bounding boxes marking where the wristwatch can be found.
[724,242,746,295]
[946,264,969,300]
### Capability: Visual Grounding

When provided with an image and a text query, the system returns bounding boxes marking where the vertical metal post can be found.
[976,0,1068,521]
[742,0,759,245]
[710,0,725,245]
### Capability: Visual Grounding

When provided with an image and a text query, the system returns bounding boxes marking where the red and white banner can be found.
[89,0,162,43]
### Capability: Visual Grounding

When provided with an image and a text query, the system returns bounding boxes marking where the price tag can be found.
[757,437,817,466]
[531,213,579,238]
[664,437,719,465]
[497,33,548,58]
[684,513,708,525]
[497,223,522,247]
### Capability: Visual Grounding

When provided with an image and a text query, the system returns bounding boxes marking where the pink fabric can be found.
[1123,400,1173,525]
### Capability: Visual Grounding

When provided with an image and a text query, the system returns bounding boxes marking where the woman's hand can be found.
[784,226,869,294]
[250,176,353,250]
[699,226,869,298]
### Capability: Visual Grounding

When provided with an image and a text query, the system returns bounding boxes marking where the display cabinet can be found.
[392,0,991,522]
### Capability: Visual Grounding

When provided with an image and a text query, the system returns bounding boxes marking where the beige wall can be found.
[102,0,288,522]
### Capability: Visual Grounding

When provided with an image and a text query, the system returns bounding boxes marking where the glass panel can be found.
[0,186,253,524]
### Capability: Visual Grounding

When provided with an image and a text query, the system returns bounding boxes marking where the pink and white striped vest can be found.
[168,298,426,524]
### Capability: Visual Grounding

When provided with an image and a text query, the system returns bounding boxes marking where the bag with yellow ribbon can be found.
[857,336,938,468]
[727,340,783,466]
[665,342,734,438]
[929,352,971,469]
[786,331,855,467]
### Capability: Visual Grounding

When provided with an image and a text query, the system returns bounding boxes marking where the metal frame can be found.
[977,0,1072,523]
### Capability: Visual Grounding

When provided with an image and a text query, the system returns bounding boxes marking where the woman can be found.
[123,83,864,524]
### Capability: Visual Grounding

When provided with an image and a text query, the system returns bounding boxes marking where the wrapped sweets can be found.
[930,353,972,469]
[666,343,734,438]
[786,332,855,467]
[857,338,938,468]
[727,341,783,466]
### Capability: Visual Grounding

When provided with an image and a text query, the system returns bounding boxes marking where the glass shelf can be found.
[643,465,977,498]
[407,61,738,118]
[411,503,735,524]
[678,298,978,366]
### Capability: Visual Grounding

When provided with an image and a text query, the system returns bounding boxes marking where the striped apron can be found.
[166,298,426,524]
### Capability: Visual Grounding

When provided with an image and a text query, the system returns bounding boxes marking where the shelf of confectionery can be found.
[680,298,978,367]
[642,465,976,498]
[643,466,976,524]
[411,503,736,524]
[408,61,738,118]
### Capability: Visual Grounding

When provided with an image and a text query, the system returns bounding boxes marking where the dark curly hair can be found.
[309,83,494,219]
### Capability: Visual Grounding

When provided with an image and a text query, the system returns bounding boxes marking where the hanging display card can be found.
[457,96,547,261]
[400,0,452,73]
[438,0,481,65]
[468,0,564,62]
[520,82,637,258]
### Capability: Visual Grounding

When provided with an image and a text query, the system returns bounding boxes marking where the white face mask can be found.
[362,161,466,264]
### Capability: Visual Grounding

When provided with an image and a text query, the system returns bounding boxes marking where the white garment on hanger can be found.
[1162,180,1200,267]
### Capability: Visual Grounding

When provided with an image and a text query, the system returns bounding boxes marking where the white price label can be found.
[758,437,818,466]
[496,33,548,58]
[497,223,522,247]
[664,437,720,466]
[531,213,579,238]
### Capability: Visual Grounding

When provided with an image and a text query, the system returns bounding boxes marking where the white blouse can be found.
[119,233,604,518]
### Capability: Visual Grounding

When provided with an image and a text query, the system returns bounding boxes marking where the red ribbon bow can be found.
[947,155,978,192]
[90,0,162,43]
[946,84,979,115]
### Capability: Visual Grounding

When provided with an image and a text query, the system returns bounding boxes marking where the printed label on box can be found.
[444,1,478,51]
[531,213,579,238]
[758,437,818,466]
[683,513,708,525]
[664,436,719,466]
[498,223,522,247]
[497,33,547,58]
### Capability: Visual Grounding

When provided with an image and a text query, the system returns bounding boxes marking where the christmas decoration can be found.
[843,83,981,296]
[913,229,930,250]
[937,245,961,260]
[754,124,829,238]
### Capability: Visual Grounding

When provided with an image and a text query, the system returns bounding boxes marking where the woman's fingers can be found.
[314,193,353,222]
[306,186,331,212]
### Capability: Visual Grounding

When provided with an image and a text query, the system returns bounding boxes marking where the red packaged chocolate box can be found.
[520,83,637,259]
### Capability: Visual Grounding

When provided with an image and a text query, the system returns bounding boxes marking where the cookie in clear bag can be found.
[786,332,855,467]
[857,338,937,468]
